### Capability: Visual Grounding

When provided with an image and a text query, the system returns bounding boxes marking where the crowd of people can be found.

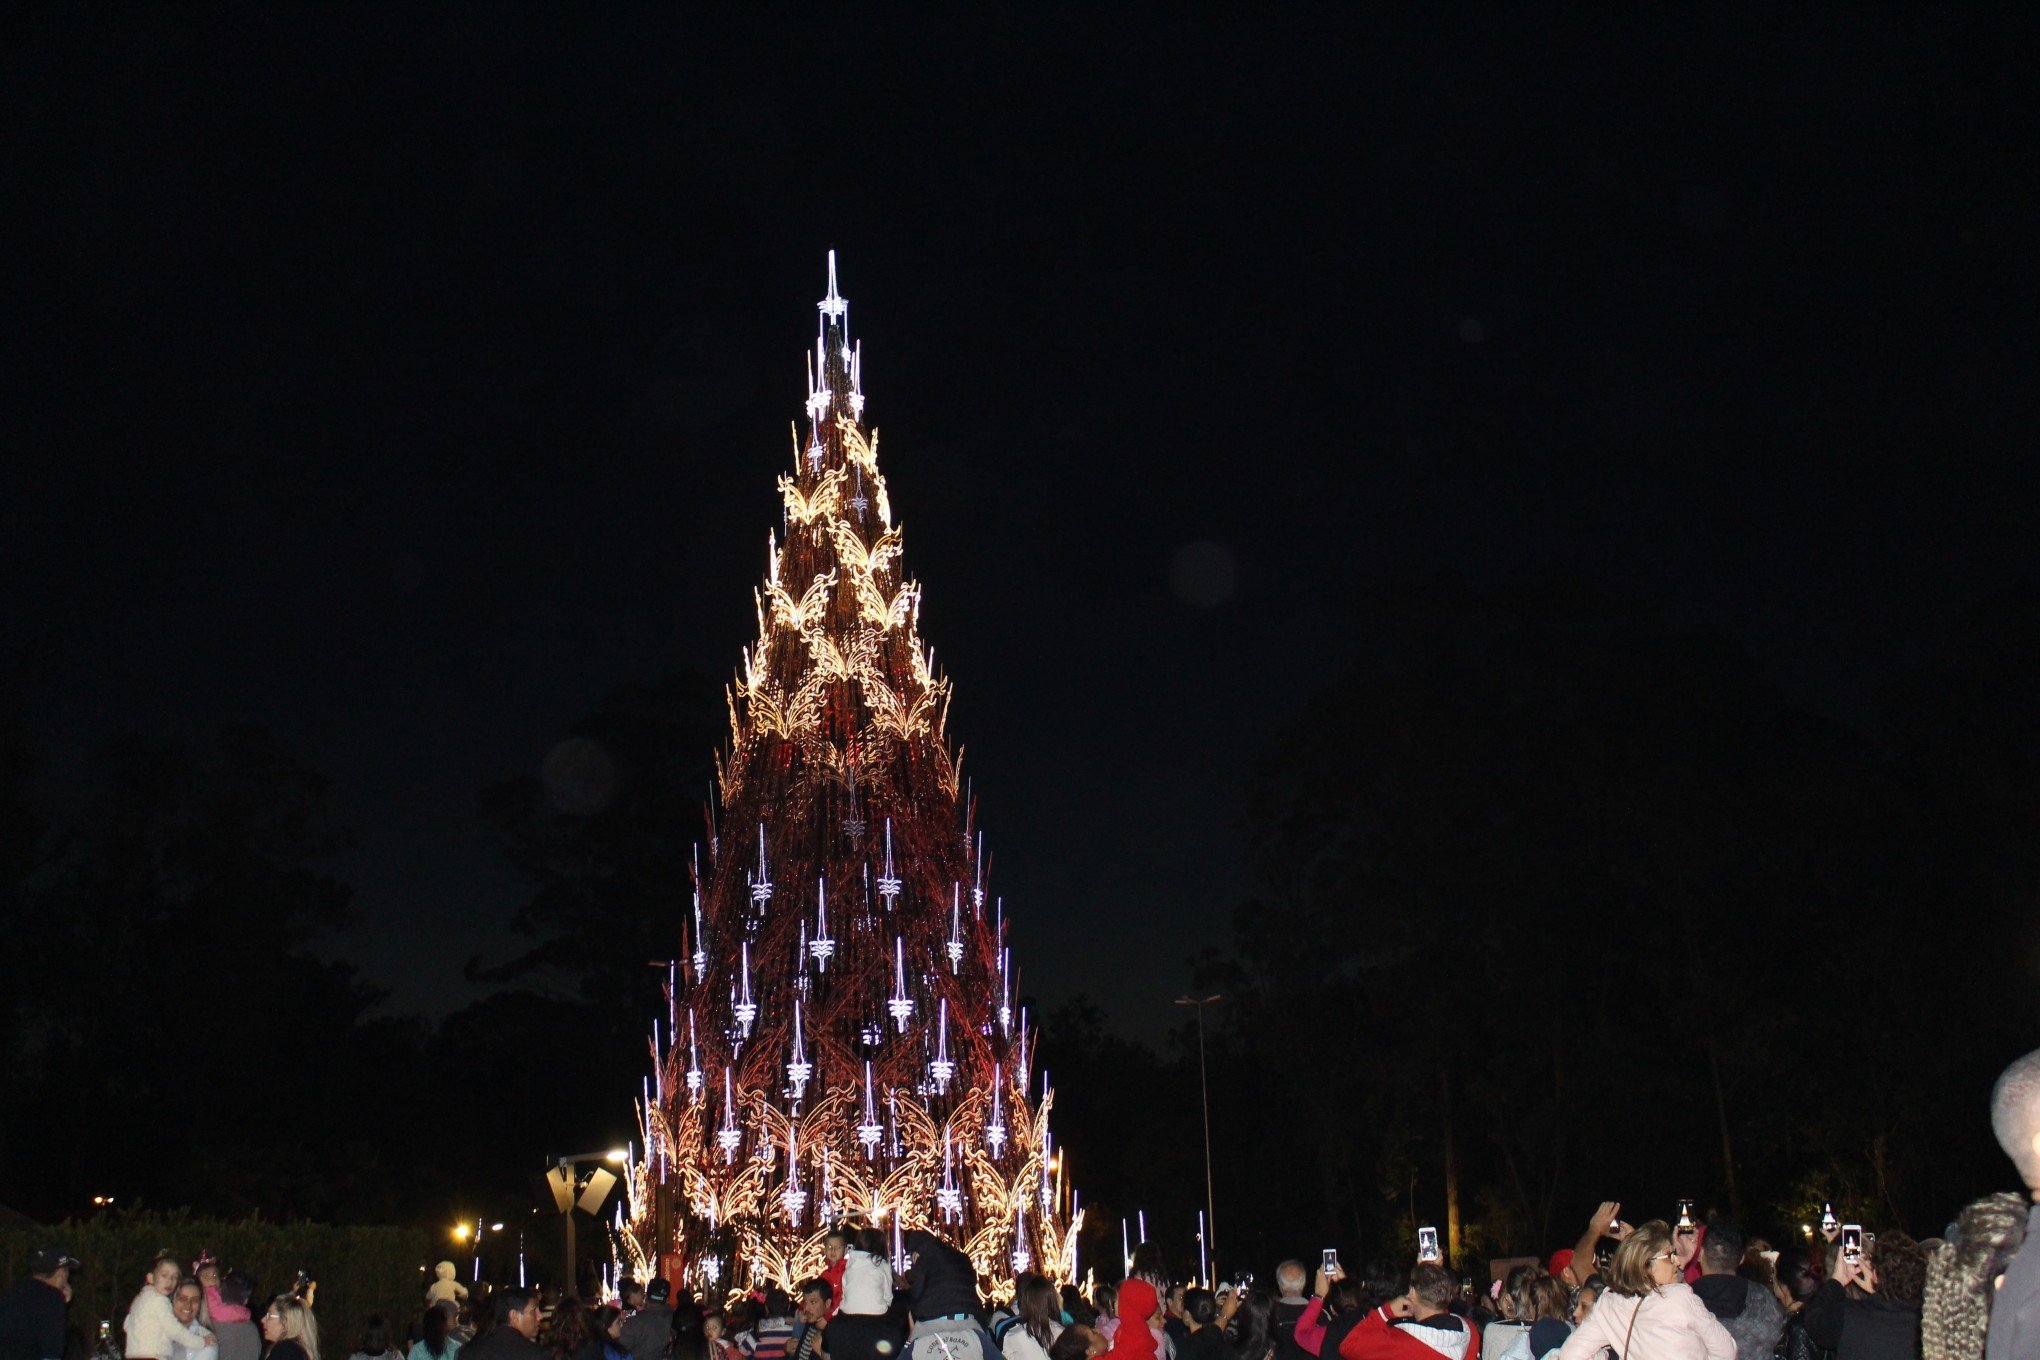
[5,1048,2037,1360]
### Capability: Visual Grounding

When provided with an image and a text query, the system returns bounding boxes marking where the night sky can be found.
[6,8,2034,1036]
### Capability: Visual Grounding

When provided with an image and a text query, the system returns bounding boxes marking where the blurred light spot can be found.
[1169,541,1238,607]
[543,737,617,816]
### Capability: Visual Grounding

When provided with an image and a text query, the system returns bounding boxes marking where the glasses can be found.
[1650,1251,1680,1264]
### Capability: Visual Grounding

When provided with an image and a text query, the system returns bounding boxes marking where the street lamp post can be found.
[1175,994,1223,1285]
[553,1149,629,1295]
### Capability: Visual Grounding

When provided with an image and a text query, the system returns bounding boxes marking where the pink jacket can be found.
[1556,1285,1732,1360]
[204,1287,250,1325]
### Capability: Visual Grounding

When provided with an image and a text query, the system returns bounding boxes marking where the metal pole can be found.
[1195,1000,1216,1282]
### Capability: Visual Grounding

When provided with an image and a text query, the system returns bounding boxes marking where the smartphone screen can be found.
[1841,1224,1863,1260]
[1322,1249,1339,1276]
[1417,1227,1441,1263]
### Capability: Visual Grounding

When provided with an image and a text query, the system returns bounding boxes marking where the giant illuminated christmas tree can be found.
[613,255,1081,1299]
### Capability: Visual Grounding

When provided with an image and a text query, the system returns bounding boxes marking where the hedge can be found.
[0,1212,433,1360]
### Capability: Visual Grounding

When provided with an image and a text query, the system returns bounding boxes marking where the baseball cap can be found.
[646,1279,671,1303]
[31,1246,82,1274]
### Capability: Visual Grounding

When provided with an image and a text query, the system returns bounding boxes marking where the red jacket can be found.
[822,1258,847,1318]
[1337,1308,1480,1360]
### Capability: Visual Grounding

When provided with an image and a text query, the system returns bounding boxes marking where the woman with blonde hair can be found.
[261,1294,321,1360]
[1557,1221,1733,1360]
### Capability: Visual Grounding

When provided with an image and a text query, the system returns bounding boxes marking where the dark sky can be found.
[5,8,2034,1034]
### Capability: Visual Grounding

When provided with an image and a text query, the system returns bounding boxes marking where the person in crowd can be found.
[546,1302,592,1360]
[1481,1267,1538,1360]
[1558,1207,1629,1290]
[260,1296,321,1360]
[457,1291,545,1360]
[409,1305,462,1360]
[1173,1292,1225,1360]
[744,1288,796,1360]
[671,1305,707,1360]
[128,1255,217,1360]
[430,1269,470,1312]
[1985,1046,2040,1360]
[1100,1282,1160,1360]
[1094,1288,1121,1344]
[1290,1267,1345,1360]
[1691,1221,1785,1360]
[1271,1267,1311,1360]
[1765,1253,1824,1360]
[1001,1275,1064,1360]
[702,1315,739,1360]
[903,1228,992,1360]
[1489,1274,1567,1360]
[1803,1233,1927,1360]
[1563,1283,1597,1333]
[1048,1328,1106,1360]
[826,1230,898,1360]
[170,1283,217,1360]
[348,1316,404,1360]
[1554,1222,1731,1360]
[1225,1290,1276,1360]
[1161,1287,1188,1357]
[200,1265,256,1360]
[1339,1265,1479,1360]
[621,1283,676,1360]
[788,1283,830,1360]
[0,1245,80,1360]
[1923,1192,2027,1360]
[820,1234,852,1324]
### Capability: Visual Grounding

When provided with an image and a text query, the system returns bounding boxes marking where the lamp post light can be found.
[1174,993,1223,1286]
[552,1148,629,1294]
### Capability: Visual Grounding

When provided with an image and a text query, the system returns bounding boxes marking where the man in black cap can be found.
[0,1246,81,1360]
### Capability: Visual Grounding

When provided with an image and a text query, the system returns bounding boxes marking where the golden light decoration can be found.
[614,255,1079,1299]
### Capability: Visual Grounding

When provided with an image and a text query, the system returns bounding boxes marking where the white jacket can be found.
[1557,1286,1733,1360]
[1001,1323,1062,1360]
[126,1290,212,1360]
[840,1250,894,1316]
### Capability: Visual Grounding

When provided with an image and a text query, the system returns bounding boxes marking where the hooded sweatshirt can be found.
[1102,1283,1158,1360]
[1689,1276,1783,1360]
[1340,1308,1479,1360]
[906,1232,982,1322]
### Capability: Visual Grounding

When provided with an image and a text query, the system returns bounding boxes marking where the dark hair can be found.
[853,1228,887,1257]
[1048,1330,1092,1360]
[824,1227,853,1248]
[1016,1276,1059,1349]
[1409,1266,1457,1312]
[1183,1289,1217,1328]
[1356,1262,1408,1314]
[1228,1290,1274,1360]
[800,1279,833,1305]
[356,1316,392,1357]
[222,1273,255,1309]
[1701,1219,1747,1271]
[496,1288,539,1322]
[1130,1242,1170,1289]
[420,1307,453,1360]
[1871,1232,1928,1305]
[760,1286,791,1319]
[1773,1249,1820,1304]
[1060,1285,1098,1329]
[547,1300,592,1360]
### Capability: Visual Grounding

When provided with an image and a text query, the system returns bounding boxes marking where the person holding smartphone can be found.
[1554,1223,1731,1360]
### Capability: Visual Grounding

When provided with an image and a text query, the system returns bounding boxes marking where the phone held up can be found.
[1841,1224,1864,1262]
[1322,1248,1340,1278]
[1676,1200,1695,1231]
[1417,1226,1442,1265]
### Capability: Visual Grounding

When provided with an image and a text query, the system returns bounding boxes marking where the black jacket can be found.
[459,1331,549,1360]
[0,1279,65,1360]
[1801,1282,1918,1360]
[904,1232,981,1323]
[620,1306,675,1360]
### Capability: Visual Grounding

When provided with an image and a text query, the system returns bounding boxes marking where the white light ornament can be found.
[751,826,774,907]
[857,1060,884,1156]
[998,948,1013,1034]
[781,1129,807,1222]
[699,1254,723,1288]
[973,834,986,912]
[1011,1201,1032,1274]
[936,1126,963,1223]
[818,250,848,324]
[985,1061,1008,1156]
[888,937,915,1029]
[929,997,954,1092]
[691,893,708,977]
[732,941,759,1037]
[685,1008,703,1098]
[787,999,812,1100]
[809,881,835,969]
[876,820,902,904]
[848,342,866,419]
[947,885,964,970]
[717,1069,741,1162]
